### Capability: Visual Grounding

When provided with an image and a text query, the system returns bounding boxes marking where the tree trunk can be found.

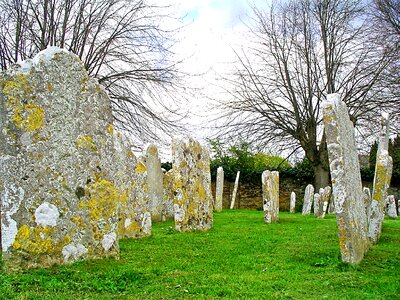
[313,163,330,190]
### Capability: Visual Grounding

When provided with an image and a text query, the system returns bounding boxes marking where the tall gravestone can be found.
[362,187,372,225]
[145,144,166,222]
[171,137,213,232]
[262,170,279,223]
[316,186,331,219]
[302,184,314,215]
[313,193,322,218]
[368,113,393,244]
[215,167,224,212]
[322,93,368,264]
[0,48,140,270]
[162,169,175,220]
[290,192,296,213]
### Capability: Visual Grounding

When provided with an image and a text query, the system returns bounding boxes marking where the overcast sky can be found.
[156,1,269,145]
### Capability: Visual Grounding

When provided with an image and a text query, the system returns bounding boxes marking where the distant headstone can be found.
[322,93,368,264]
[146,144,165,222]
[313,193,321,217]
[386,195,397,219]
[302,184,314,215]
[230,171,240,209]
[368,113,393,244]
[362,187,372,225]
[262,171,279,223]
[320,186,331,219]
[215,167,224,212]
[328,193,335,214]
[171,137,213,232]
[290,192,296,213]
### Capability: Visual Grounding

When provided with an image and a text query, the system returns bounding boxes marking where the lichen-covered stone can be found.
[302,184,314,215]
[386,195,397,219]
[322,93,368,264]
[367,113,393,244]
[262,170,279,223]
[145,144,166,222]
[290,192,296,213]
[113,135,151,239]
[215,167,224,212]
[315,187,331,218]
[0,48,126,270]
[162,169,175,221]
[171,137,213,232]
[230,171,240,209]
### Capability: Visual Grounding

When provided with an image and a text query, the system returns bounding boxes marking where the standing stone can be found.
[262,171,279,223]
[0,48,128,270]
[368,113,393,244]
[322,93,368,264]
[215,167,224,212]
[362,187,372,225]
[171,137,213,232]
[386,195,397,219]
[230,171,240,209]
[302,184,314,215]
[289,192,296,213]
[318,187,331,219]
[162,169,175,220]
[313,193,322,217]
[145,144,165,222]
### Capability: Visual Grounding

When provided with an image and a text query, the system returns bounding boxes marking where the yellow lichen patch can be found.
[47,83,53,92]
[71,216,87,230]
[135,161,147,173]
[13,225,56,255]
[107,124,114,135]
[80,180,125,222]
[13,104,45,131]
[128,151,135,158]
[122,221,142,237]
[75,136,97,151]
[2,74,32,107]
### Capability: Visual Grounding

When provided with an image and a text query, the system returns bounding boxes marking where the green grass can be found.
[1,210,399,299]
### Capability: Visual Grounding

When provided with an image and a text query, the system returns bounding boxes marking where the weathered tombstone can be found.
[302,184,314,215]
[368,113,393,244]
[162,169,175,221]
[262,171,279,223]
[322,93,368,264]
[386,195,397,219]
[313,193,321,217]
[290,192,296,213]
[171,137,213,232]
[230,171,240,209]
[145,144,165,222]
[0,48,131,270]
[319,186,331,219]
[215,167,224,212]
[113,135,151,239]
[362,187,372,225]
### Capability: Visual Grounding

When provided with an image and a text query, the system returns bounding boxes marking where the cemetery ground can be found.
[1,210,399,299]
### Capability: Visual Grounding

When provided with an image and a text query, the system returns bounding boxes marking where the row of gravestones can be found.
[0,48,214,271]
[215,94,396,265]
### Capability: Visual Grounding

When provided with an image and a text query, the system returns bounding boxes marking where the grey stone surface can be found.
[302,184,314,215]
[362,187,372,225]
[215,167,224,212]
[262,170,279,223]
[386,195,397,219]
[230,171,240,209]
[290,192,296,213]
[171,136,213,232]
[0,48,136,270]
[322,93,368,264]
[368,113,393,244]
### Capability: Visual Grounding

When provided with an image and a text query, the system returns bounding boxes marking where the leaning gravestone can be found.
[290,192,296,213]
[368,113,393,244]
[0,48,139,270]
[262,170,279,223]
[215,167,224,212]
[302,184,314,215]
[313,193,321,217]
[230,171,240,209]
[171,137,213,232]
[322,93,368,264]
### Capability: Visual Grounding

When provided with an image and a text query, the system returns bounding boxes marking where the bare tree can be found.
[219,0,394,189]
[0,0,185,146]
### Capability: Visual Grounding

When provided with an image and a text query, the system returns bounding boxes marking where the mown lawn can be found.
[1,210,399,299]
